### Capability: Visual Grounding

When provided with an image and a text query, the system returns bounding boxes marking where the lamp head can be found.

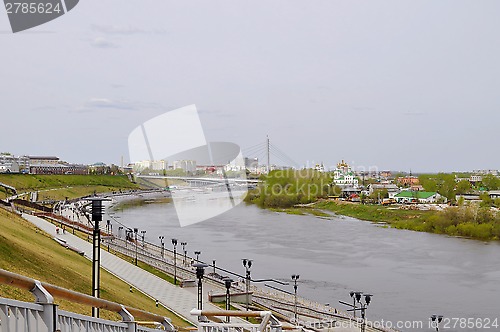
[364,294,372,305]
[193,263,208,279]
[224,278,233,289]
[171,238,177,245]
[355,292,362,303]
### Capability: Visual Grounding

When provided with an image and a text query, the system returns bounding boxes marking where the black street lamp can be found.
[89,197,110,318]
[134,228,139,266]
[340,292,372,332]
[431,315,443,332]
[172,238,178,285]
[224,278,233,323]
[194,263,208,311]
[159,236,165,258]
[181,242,187,265]
[242,258,253,314]
[291,274,300,321]
[140,230,146,247]
[194,250,201,262]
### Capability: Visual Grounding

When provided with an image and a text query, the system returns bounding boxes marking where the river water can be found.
[110,198,500,331]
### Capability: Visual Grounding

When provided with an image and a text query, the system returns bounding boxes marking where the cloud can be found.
[90,37,116,48]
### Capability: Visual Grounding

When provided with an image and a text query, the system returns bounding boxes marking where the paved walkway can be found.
[22,213,242,326]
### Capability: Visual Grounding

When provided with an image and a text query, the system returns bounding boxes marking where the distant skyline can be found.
[1,1,500,172]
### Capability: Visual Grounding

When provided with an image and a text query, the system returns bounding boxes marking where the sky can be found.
[1,0,499,173]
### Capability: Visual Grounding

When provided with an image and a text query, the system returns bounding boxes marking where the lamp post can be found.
[431,315,443,332]
[89,197,110,318]
[224,278,233,323]
[159,236,165,258]
[350,291,360,318]
[194,251,201,262]
[291,274,300,322]
[194,263,208,311]
[242,258,253,315]
[134,228,138,265]
[140,230,146,247]
[340,292,372,332]
[172,238,178,285]
[181,242,187,265]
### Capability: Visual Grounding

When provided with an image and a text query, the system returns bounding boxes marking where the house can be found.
[469,175,483,183]
[394,191,446,204]
[30,164,88,175]
[367,183,400,198]
[396,176,419,186]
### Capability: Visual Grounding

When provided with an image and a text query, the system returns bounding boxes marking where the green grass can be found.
[112,197,173,211]
[269,207,332,218]
[314,201,433,223]
[0,174,140,200]
[0,208,189,328]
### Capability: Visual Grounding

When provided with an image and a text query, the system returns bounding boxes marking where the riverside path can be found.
[22,213,248,327]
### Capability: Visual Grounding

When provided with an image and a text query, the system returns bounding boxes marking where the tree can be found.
[456,180,472,195]
[481,174,500,190]
[370,189,388,201]
[479,192,493,208]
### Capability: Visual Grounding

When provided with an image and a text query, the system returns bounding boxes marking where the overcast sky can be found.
[1,1,499,172]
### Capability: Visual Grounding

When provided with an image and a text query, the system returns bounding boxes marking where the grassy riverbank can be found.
[0,208,187,327]
[0,174,140,200]
[111,196,173,211]
[246,169,500,241]
[315,201,500,240]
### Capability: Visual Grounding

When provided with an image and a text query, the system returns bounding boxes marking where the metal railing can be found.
[0,268,175,332]
[190,309,283,332]
[103,239,396,332]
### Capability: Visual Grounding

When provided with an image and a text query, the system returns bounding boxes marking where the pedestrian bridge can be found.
[137,175,260,186]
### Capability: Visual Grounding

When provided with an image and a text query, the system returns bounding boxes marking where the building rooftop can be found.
[395,191,436,199]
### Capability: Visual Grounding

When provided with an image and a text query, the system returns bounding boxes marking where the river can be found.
[110,198,500,331]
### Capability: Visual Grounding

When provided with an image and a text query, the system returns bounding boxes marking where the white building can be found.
[133,159,168,171]
[333,160,359,188]
[173,160,197,174]
[470,175,483,183]
[394,191,446,204]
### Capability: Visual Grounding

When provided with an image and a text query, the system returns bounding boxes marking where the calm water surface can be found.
[111,201,500,330]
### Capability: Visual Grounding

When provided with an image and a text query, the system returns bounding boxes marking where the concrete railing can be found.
[0,268,175,332]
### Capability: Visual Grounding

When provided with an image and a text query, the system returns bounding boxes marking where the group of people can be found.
[55,225,66,234]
